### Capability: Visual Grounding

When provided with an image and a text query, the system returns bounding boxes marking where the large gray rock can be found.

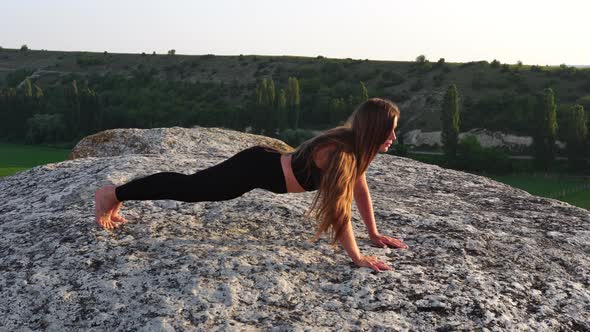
[1,127,589,331]
[67,126,294,160]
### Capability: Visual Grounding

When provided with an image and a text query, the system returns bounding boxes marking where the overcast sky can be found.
[2,0,588,66]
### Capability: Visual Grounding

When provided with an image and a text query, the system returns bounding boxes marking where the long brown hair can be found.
[261,98,400,246]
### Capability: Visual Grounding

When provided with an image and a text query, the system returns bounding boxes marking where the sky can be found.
[1,0,589,66]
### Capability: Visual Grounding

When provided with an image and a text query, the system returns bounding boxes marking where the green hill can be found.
[1,47,589,144]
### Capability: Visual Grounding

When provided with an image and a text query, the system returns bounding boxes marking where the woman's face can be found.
[378,116,398,153]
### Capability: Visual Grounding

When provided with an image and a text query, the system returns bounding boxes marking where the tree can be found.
[24,78,33,97]
[267,79,276,107]
[20,44,29,52]
[64,80,82,140]
[577,95,590,138]
[255,79,268,133]
[25,114,66,144]
[264,79,277,136]
[168,49,176,56]
[359,81,368,102]
[416,55,426,63]
[532,88,557,171]
[255,78,279,136]
[287,77,301,129]
[79,82,101,135]
[256,79,267,105]
[34,84,44,98]
[441,84,460,160]
[277,89,288,133]
[329,97,346,124]
[576,95,590,108]
[560,104,587,170]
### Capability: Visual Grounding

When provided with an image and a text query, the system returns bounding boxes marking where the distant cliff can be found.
[403,128,566,154]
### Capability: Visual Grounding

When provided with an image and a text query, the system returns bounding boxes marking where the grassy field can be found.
[488,173,590,210]
[0,143,71,177]
[406,152,590,211]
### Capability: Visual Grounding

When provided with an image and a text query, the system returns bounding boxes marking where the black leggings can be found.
[114,146,288,202]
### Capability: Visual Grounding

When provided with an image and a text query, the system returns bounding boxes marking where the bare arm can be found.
[353,172,409,249]
[337,217,391,271]
[353,172,378,237]
[335,172,393,271]
[337,217,362,264]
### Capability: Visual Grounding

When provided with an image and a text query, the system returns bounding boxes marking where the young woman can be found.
[95,97,408,272]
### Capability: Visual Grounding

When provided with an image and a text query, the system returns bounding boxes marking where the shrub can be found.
[382,71,405,86]
[5,68,35,86]
[320,61,346,83]
[77,54,106,66]
[25,113,66,144]
[433,73,445,87]
[452,135,512,174]
[278,128,316,147]
[391,143,409,157]
[410,79,424,91]
[391,90,410,102]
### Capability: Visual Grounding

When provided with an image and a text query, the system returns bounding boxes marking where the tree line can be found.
[441,84,588,172]
[0,71,372,147]
[1,60,588,169]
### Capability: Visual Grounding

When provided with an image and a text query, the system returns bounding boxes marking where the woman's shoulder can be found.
[313,143,338,170]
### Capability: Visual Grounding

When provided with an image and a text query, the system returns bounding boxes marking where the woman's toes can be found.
[110,202,127,223]
[111,215,127,223]
[98,214,113,229]
[105,219,116,230]
[95,186,125,230]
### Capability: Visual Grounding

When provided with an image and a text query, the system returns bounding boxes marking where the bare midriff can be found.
[279,144,335,193]
[280,154,307,193]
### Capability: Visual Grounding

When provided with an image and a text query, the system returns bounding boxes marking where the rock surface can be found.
[1,126,589,331]
[67,126,293,160]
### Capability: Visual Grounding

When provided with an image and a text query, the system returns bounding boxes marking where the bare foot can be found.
[110,201,128,223]
[95,185,121,230]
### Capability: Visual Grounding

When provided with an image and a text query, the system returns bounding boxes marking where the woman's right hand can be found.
[354,255,392,272]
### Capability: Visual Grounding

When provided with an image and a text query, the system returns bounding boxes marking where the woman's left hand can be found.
[370,233,409,249]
